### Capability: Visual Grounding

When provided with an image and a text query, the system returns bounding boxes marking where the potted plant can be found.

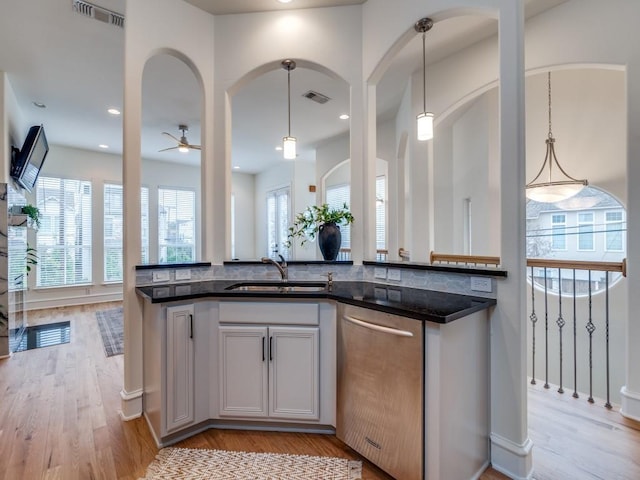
[286,203,354,261]
[21,204,41,230]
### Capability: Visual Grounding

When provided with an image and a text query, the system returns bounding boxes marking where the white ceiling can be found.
[0,0,567,174]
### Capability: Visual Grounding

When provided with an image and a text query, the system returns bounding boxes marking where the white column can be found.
[490,1,533,479]
[350,79,367,265]
[120,43,144,420]
[621,63,640,421]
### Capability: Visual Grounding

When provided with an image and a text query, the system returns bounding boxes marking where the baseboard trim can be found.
[620,386,640,422]
[27,292,123,311]
[490,433,533,480]
[470,460,491,480]
[119,388,143,421]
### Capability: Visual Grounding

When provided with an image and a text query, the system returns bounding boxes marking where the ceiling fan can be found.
[159,124,201,153]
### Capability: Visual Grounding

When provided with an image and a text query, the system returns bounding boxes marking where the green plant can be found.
[21,204,41,230]
[286,203,354,247]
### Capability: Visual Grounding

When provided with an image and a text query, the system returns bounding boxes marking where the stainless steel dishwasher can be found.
[337,303,424,480]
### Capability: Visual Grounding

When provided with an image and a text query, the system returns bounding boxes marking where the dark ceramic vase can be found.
[318,222,341,261]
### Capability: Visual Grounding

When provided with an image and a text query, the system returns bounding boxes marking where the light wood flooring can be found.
[0,303,638,479]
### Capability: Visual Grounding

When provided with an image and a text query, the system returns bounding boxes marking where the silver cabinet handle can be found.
[343,314,414,337]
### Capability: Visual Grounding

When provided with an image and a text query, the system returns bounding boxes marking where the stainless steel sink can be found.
[225,282,326,292]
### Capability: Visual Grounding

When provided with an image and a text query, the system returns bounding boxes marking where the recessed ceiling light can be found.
[107,108,121,115]
[233,166,240,170]
[277,0,293,3]
[339,114,350,120]
[32,101,46,109]
[98,144,109,149]
[275,146,283,151]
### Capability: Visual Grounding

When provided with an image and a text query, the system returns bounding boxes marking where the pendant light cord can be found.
[422,32,427,113]
[287,68,292,137]
[548,71,553,139]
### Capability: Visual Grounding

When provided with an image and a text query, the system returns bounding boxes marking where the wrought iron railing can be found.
[527,258,626,409]
[426,252,627,409]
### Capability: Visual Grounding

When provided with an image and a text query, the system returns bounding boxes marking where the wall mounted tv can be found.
[11,124,49,192]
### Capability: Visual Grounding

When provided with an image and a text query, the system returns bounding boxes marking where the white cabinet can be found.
[165,304,195,431]
[218,325,319,420]
[217,301,321,422]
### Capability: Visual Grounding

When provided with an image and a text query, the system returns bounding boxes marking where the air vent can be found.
[73,0,124,28]
[302,90,331,104]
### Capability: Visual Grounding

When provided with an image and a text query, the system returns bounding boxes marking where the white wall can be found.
[231,172,255,260]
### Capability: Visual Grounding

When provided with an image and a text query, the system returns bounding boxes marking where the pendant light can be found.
[282,59,297,159]
[526,72,588,203]
[415,18,434,141]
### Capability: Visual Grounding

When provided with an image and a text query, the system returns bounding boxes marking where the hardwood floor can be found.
[0,303,637,479]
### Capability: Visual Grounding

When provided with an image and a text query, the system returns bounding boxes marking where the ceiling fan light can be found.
[178,146,189,153]
[417,112,434,141]
[283,136,296,159]
[526,183,586,203]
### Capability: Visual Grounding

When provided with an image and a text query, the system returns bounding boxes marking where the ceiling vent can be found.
[73,0,125,28]
[302,90,331,104]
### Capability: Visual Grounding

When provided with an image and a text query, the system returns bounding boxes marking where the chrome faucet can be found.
[261,254,288,282]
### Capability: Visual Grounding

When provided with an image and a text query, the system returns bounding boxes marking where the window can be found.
[326,183,351,251]
[526,186,627,296]
[605,210,624,252]
[577,212,594,251]
[158,187,195,263]
[140,187,150,264]
[103,184,150,280]
[36,177,92,287]
[551,214,566,250]
[376,176,387,257]
[266,187,290,259]
[104,184,123,282]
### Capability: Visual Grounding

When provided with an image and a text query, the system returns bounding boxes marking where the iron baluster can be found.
[544,267,549,389]
[556,268,565,394]
[530,266,538,385]
[605,272,612,409]
[586,270,595,404]
[572,269,579,399]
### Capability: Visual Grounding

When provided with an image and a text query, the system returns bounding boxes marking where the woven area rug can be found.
[95,307,123,357]
[139,447,362,480]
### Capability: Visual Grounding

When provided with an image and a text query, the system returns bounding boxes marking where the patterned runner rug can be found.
[139,447,362,479]
[95,307,123,357]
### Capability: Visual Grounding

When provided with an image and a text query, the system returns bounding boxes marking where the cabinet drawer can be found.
[219,302,319,325]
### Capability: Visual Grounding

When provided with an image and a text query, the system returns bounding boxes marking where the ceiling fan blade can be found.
[158,146,179,152]
[162,132,181,143]
[188,145,202,150]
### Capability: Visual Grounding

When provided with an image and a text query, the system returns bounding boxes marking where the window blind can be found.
[326,183,350,249]
[375,175,386,251]
[158,187,195,263]
[36,177,92,287]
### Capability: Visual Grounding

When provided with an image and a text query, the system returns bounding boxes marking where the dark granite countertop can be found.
[136,280,496,324]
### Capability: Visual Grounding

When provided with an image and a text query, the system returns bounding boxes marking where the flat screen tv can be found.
[11,125,49,192]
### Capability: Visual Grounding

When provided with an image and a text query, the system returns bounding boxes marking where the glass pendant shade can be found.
[526,182,586,203]
[283,136,296,160]
[417,112,434,141]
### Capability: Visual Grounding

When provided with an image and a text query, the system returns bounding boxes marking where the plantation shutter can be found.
[36,176,92,287]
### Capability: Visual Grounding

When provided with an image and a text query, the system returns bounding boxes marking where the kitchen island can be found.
[136,280,495,479]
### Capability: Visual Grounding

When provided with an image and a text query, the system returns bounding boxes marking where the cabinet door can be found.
[219,326,269,417]
[269,326,319,420]
[165,304,194,432]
